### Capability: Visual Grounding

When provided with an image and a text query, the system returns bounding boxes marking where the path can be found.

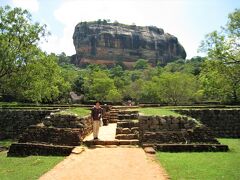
[40,124,168,180]
[84,123,117,141]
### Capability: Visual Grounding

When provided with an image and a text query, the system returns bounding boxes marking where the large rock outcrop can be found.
[72,21,186,68]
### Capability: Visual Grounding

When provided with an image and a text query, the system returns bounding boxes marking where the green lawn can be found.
[156,139,240,180]
[57,107,90,117]
[0,140,65,180]
[0,140,16,148]
[0,151,64,180]
[137,107,182,117]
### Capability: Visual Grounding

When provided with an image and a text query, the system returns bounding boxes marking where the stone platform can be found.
[143,143,229,152]
[7,143,74,156]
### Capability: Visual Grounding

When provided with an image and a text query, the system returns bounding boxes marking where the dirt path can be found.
[39,147,168,180]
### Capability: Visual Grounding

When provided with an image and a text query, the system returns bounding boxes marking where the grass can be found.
[0,102,20,106]
[156,139,240,180]
[0,140,16,148]
[58,107,90,117]
[0,139,65,180]
[0,151,64,180]
[137,107,182,117]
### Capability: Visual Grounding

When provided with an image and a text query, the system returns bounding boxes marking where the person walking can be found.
[91,101,103,140]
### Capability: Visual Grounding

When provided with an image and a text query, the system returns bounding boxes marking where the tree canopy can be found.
[199,8,240,103]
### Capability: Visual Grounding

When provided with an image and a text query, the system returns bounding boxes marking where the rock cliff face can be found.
[72,21,186,68]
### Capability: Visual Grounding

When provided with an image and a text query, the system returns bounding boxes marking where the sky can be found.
[1,0,240,58]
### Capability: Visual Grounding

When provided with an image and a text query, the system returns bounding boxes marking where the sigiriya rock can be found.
[71,21,186,68]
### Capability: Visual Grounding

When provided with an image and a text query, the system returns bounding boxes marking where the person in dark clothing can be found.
[91,101,103,140]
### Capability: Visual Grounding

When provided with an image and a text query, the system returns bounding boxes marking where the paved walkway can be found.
[39,124,168,180]
[40,147,168,180]
[84,123,117,141]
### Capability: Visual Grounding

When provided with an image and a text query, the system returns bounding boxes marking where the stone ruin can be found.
[139,115,229,152]
[8,113,93,156]
[4,106,236,155]
[176,109,240,138]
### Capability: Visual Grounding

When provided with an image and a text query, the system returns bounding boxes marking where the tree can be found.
[157,73,198,105]
[199,9,240,103]
[227,8,240,37]
[199,9,240,64]
[106,88,122,102]
[164,58,205,76]
[133,59,149,70]
[200,60,240,103]
[109,65,124,78]
[83,71,116,101]
[139,80,161,103]
[1,51,70,103]
[164,59,185,73]
[57,52,71,66]
[0,6,48,81]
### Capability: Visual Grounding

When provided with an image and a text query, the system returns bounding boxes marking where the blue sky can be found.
[1,0,240,58]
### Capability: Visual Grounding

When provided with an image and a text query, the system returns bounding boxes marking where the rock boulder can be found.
[72,21,186,68]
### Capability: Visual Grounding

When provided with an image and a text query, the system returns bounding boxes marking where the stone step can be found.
[116,127,139,134]
[110,116,118,118]
[18,126,82,146]
[109,119,118,123]
[110,117,118,119]
[110,112,119,114]
[7,143,75,157]
[117,121,139,128]
[118,110,139,114]
[118,114,138,120]
[115,134,138,140]
[142,143,229,152]
[143,147,156,154]
[84,140,139,146]
[110,110,119,112]
[142,131,219,144]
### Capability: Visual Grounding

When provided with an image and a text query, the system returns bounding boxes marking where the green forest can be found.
[0,5,240,105]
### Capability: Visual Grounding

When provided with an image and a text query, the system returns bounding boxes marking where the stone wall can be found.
[20,114,93,145]
[19,126,84,146]
[0,109,55,139]
[7,113,93,156]
[176,109,240,138]
[118,110,139,120]
[138,115,219,144]
[8,143,74,157]
[43,113,93,140]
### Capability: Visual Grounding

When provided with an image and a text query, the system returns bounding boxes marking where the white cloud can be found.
[40,26,75,56]
[12,0,39,12]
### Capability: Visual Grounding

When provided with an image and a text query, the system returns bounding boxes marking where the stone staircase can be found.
[115,121,139,140]
[118,110,139,120]
[109,107,119,123]
[84,107,140,147]
[115,108,140,145]
[109,106,139,123]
